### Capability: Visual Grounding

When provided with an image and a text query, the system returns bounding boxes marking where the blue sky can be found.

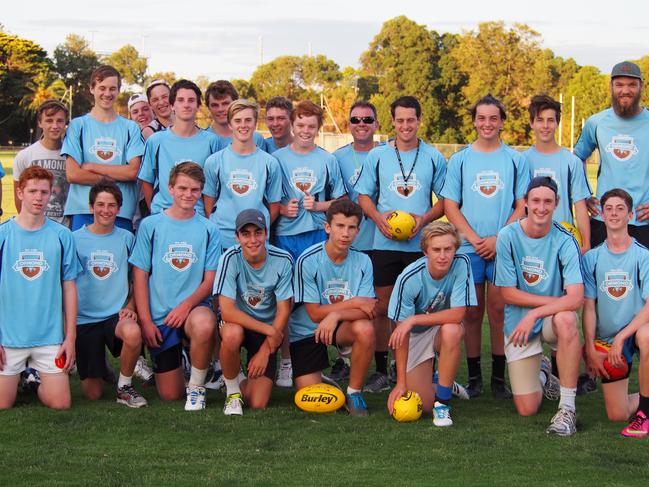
[4,0,649,80]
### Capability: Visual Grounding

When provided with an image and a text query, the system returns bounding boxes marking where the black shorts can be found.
[242,329,277,380]
[371,250,421,287]
[591,219,649,248]
[289,324,343,379]
[76,315,122,380]
[152,343,182,374]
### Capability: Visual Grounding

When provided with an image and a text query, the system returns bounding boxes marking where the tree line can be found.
[1,16,647,146]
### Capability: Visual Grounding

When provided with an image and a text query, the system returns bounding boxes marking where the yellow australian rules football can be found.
[559,221,583,247]
[294,383,345,413]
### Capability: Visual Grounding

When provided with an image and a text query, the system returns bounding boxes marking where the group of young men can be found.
[1,59,648,440]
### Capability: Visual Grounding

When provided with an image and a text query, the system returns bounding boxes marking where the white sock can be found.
[347,386,360,395]
[225,377,241,396]
[559,386,577,411]
[189,366,207,387]
[117,373,132,389]
[539,370,548,387]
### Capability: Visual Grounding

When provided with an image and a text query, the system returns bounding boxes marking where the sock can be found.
[117,373,132,389]
[189,366,207,387]
[347,386,360,395]
[375,351,388,375]
[213,359,221,372]
[467,356,481,380]
[224,377,241,396]
[551,355,560,380]
[435,384,453,405]
[491,354,506,381]
[638,395,649,414]
[539,370,548,387]
[559,386,577,411]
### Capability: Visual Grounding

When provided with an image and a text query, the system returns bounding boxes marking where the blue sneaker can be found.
[345,392,368,417]
[433,401,453,427]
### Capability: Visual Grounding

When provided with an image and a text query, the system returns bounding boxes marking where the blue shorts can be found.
[274,229,327,261]
[148,300,213,356]
[71,214,134,233]
[467,252,495,285]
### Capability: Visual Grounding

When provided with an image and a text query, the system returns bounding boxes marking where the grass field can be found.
[2,151,645,486]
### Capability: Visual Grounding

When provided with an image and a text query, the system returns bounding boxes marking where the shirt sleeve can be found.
[60,118,83,162]
[202,154,220,199]
[294,254,319,304]
[569,153,593,202]
[12,148,29,181]
[431,151,447,197]
[582,251,597,300]
[514,154,530,200]
[494,228,518,288]
[387,270,416,322]
[450,255,477,307]
[639,249,649,300]
[125,121,145,162]
[327,154,347,200]
[440,153,462,202]
[354,150,379,200]
[558,236,584,287]
[204,224,222,271]
[265,156,283,203]
[213,251,238,299]
[138,138,157,184]
[274,256,294,301]
[128,220,153,272]
[573,117,597,162]
[357,255,375,298]
[60,229,82,281]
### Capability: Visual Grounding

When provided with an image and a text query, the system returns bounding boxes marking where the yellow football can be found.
[559,221,583,247]
[392,390,423,422]
[294,383,345,413]
[386,211,417,241]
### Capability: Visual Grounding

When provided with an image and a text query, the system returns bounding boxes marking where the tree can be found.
[104,44,147,87]
[563,66,608,145]
[52,34,100,116]
[231,79,257,100]
[146,71,177,87]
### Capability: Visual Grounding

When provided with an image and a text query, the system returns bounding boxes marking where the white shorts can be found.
[0,345,62,376]
[504,315,563,363]
[406,326,440,372]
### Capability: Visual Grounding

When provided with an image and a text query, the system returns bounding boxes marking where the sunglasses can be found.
[350,116,375,124]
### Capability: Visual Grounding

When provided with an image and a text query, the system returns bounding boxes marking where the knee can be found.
[190,320,216,343]
[248,397,269,410]
[45,396,72,410]
[515,402,539,417]
[440,323,464,345]
[354,320,375,347]
[554,312,578,339]
[120,322,142,347]
[83,388,103,401]
[220,325,244,350]
[635,325,649,350]
[158,389,182,402]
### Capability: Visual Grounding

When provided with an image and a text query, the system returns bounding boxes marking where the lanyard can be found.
[394,139,420,196]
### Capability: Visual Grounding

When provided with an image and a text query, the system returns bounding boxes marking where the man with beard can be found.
[575,61,649,247]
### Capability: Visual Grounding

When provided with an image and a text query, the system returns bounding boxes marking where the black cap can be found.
[611,61,643,81]
[235,209,266,232]
[526,176,558,196]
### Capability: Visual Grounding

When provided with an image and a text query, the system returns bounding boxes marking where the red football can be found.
[594,341,629,381]
[55,353,66,369]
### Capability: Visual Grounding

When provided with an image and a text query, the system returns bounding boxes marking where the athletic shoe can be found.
[21,368,41,394]
[541,355,560,401]
[184,385,206,411]
[205,367,225,391]
[275,361,293,388]
[321,374,342,391]
[621,410,649,438]
[433,401,453,427]
[224,392,244,416]
[134,356,155,387]
[362,372,390,393]
[434,371,470,400]
[546,407,577,436]
[345,392,369,417]
[181,348,191,382]
[491,377,512,400]
[576,372,598,396]
[116,384,148,408]
[465,376,483,399]
[328,358,350,382]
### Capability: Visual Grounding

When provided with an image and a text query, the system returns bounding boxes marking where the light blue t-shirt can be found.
[289,242,374,342]
[523,146,591,225]
[138,128,220,215]
[0,165,5,177]
[388,254,477,334]
[333,143,379,251]
[206,126,267,152]
[275,146,346,237]
[61,114,144,220]
[129,211,222,326]
[494,220,583,337]
[203,146,282,249]
[441,143,530,254]
[583,239,649,341]
[574,108,649,225]
[214,244,294,324]
[0,219,81,347]
[74,226,135,325]
[265,137,283,154]
[355,141,446,252]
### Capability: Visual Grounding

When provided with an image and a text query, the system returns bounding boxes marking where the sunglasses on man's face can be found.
[349,116,375,124]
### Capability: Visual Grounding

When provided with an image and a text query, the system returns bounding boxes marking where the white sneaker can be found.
[546,407,577,436]
[275,361,292,388]
[184,385,206,411]
[134,356,154,384]
[224,392,244,416]
[433,401,453,427]
[116,384,148,408]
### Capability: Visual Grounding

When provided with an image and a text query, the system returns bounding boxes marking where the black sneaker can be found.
[491,377,512,400]
[328,358,350,382]
[576,372,598,396]
[465,376,483,399]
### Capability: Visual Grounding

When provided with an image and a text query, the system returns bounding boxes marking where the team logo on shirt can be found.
[291,167,317,194]
[90,137,121,162]
[472,171,504,197]
[242,284,267,308]
[13,249,50,281]
[322,279,353,304]
[521,256,548,286]
[533,168,559,189]
[426,292,447,314]
[88,250,118,280]
[163,242,198,272]
[600,270,633,300]
[606,134,639,161]
[388,173,421,198]
[228,169,258,196]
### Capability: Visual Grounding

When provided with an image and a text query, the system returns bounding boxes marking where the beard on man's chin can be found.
[613,93,642,118]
